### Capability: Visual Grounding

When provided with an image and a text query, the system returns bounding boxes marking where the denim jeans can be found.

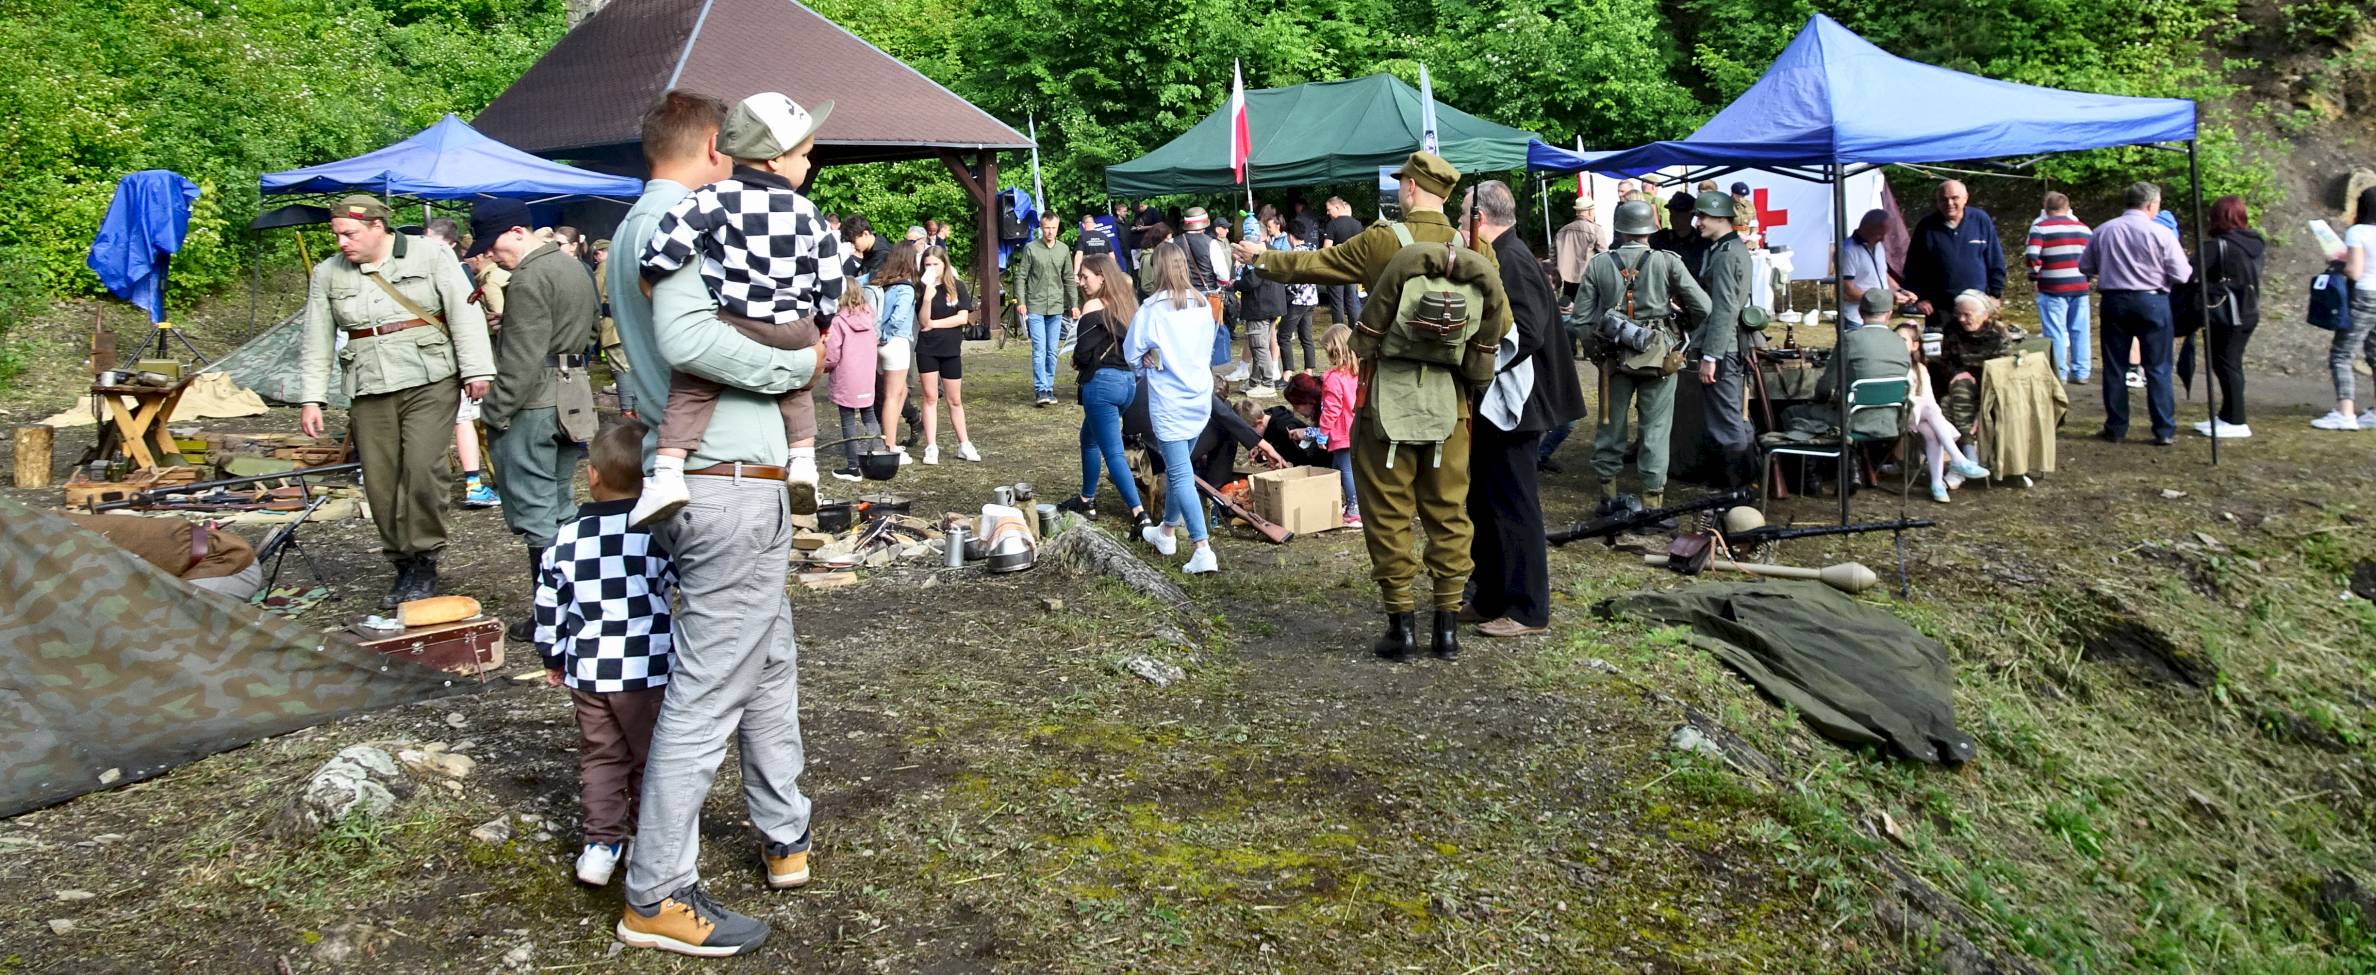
[1157,437,1208,542]
[1330,448,1358,516]
[1538,420,1575,462]
[1026,313,1066,398]
[1078,368,1143,511]
[2035,292,2091,381]
[2099,290,2176,439]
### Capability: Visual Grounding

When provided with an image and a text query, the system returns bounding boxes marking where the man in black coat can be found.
[1464,181,1586,638]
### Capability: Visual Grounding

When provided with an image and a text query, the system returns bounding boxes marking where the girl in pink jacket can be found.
[1318,324,1361,526]
[821,288,881,480]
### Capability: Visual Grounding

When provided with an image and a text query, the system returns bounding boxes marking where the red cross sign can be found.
[1752,188,1790,231]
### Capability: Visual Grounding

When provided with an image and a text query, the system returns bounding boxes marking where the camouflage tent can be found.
[204,310,349,408]
[0,496,459,817]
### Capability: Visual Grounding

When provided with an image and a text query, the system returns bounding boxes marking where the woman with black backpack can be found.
[2195,196,2265,439]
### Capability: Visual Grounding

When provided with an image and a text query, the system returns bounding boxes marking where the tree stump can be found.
[13,425,52,489]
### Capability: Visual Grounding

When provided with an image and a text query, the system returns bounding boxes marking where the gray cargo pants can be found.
[1701,352,1755,486]
[624,472,811,906]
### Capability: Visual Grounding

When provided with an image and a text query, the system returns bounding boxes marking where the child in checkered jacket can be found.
[537,418,677,888]
[634,91,846,527]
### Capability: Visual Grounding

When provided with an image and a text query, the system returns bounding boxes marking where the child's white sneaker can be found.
[1141,524,1178,556]
[631,470,689,527]
[575,842,623,886]
[922,445,941,466]
[786,453,819,515]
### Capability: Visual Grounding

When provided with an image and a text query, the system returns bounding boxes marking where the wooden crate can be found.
[353,616,505,680]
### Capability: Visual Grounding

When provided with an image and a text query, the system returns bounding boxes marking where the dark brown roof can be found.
[474,0,1030,170]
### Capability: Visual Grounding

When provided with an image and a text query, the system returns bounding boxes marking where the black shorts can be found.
[916,345,964,380]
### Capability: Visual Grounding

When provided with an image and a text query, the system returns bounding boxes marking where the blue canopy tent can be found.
[1534,14,2217,516]
[260,114,642,202]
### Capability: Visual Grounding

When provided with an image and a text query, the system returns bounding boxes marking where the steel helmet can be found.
[1692,192,1738,221]
[1612,200,1659,236]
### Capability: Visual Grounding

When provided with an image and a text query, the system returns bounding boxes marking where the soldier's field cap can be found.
[1391,151,1460,198]
[333,195,392,225]
[1860,288,1896,320]
[719,92,834,162]
[464,199,532,258]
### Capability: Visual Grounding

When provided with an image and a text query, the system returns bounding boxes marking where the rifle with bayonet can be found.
[1546,488,1753,547]
[88,461,359,512]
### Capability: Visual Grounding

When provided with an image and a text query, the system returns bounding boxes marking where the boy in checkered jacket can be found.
[538,418,678,888]
[634,91,845,526]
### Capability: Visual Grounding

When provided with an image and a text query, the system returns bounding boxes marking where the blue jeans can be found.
[2035,292,2091,380]
[1078,369,1143,512]
[1330,448,1358,516]
[1157,437,1208,542]
[2099,291,2176,439]
[1538,420,1576,461]
[1026,313,1066,398]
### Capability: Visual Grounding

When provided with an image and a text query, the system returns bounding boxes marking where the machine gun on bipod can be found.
[87,461,359,512]
[1546,488,1753,547]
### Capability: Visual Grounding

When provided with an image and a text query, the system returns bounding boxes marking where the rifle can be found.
[90,461,359,512]
[1547,488,1751,547]
[1722,518,1936,550]
[1195,475,1293,545]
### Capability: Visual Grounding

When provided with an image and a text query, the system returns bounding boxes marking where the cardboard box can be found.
[1249,465,1344,536]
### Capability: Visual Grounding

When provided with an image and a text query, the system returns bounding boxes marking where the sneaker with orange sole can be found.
[616,883,769,957]
[763,831,811,890]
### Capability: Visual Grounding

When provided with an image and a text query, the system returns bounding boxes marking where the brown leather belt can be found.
[345,318,431,339]
[684,462,787,481]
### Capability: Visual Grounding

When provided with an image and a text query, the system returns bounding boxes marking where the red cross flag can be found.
[1230,61,1251,185]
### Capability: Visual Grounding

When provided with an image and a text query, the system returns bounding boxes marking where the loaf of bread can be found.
[397,594,482,627]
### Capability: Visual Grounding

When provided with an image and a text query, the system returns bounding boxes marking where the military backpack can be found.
[1365,223,1490,466]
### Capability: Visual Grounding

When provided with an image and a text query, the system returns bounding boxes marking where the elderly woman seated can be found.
[1930,290,2012,482]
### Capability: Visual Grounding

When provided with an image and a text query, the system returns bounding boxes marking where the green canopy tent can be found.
[1104,73,1541,197]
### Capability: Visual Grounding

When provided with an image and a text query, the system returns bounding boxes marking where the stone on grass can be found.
[397,744,476,780]
[502,943,535,968]
[54,890,95,902]
[278,745,414,836]
[97,768,121,786]
[1115,656,1185,687]
[47,918,75,936]
[472,817,514,845]
[1668,725,1725,761]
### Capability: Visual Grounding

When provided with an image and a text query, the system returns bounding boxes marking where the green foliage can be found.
[0,0,563,310]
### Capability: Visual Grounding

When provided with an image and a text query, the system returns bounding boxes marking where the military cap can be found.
[1692,192,1738,221]
[464,198,532,258]
[1612,200,1659,236]
[1405,289,1470,337]
[1859,288,1896,320]
[1391,151,1461,199]
[333,195,393,226]
[1667,191,1697,214]
[719,92,834,162]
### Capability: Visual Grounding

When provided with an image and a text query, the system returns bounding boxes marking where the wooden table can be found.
[91,379,192,470]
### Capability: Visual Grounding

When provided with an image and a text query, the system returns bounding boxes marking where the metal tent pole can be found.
[2188,135,2216,465]
[1833,162,1852,526]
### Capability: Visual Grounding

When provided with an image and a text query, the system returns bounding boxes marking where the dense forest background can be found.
[0,0,2361,323]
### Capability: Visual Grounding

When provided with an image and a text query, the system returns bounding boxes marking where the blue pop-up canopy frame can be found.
[260,114,641,201]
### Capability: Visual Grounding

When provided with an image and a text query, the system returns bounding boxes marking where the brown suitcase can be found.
[353,616,506,680]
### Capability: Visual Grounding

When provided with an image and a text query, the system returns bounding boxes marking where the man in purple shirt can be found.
[2077,182,2192,445]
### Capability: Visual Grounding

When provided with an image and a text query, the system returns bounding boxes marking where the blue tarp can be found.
[260,115,642,201]
[88,170,200,322]
[1537,14,2196,174]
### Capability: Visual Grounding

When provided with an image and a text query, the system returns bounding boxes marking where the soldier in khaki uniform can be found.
[1237,151,1512,661]
[298,196,496,607]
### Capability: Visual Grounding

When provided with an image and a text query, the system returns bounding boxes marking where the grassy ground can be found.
[0,293,2372,973]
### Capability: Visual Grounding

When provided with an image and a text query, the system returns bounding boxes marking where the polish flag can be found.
[1230,61,1251,184]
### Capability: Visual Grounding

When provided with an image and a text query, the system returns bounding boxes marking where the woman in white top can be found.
[2316,186,2376,430]
[1123,243,1220,574]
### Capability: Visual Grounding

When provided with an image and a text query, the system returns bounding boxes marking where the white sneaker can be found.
[1183,547,1219,574]
[2193,420,2253,439]
[1247,384,1279,399]
[786,454,819,515]
[2311,411,2363,431]
[575,842,622,886]
[2125,368,2145,389]
[2360,409,2376,426]
[895,449,914,466]
[1141,524,1178,556]
[1224,363,1252,383]
[922,445,941,465]
[630,470,690,527]
[956,442,983,463]
[1943,470,1966,491]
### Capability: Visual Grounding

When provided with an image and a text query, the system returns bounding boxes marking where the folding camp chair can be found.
[1758,376,1911,519]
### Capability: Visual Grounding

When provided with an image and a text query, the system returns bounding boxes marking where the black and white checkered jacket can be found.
[642,167,846,326]
[534,499,676,694]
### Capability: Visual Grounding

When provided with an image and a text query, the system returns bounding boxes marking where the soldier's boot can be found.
[1372,613,1416,662]
[1643,492,1676,532]
[508,545,547,642]
[382,557,418,610]
[1430,610,1462,660]
[402,555,441,605]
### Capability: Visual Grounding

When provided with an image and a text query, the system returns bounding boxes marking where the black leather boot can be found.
[1372,612,1416,661]
[382,557,417,610]
[508,545,547,641]
[402,554,441,604]
[1430,610,1462,660]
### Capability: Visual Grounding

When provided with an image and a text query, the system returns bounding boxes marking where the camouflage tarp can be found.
[204,310,350,407]
[0,496,460,818]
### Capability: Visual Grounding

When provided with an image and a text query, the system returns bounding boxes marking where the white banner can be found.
[1581,168,1885,281]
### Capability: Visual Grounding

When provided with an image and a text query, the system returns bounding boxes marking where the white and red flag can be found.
[1230,60,1251,184]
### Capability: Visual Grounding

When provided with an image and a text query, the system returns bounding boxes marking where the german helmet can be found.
[1692,192,1738,221]
[1612,200,1659,236]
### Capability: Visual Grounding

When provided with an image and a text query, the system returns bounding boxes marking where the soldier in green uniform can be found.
[1573,200,1710,513]
[1235,151,1513,662]
[298,196,496,607]
[466,199,602,638]
[1688,193,1758,487]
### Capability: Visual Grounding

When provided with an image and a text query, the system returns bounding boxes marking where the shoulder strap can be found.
[365,269,448,332]
[1390,222,1414,247]
[1612,248,1647,319]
